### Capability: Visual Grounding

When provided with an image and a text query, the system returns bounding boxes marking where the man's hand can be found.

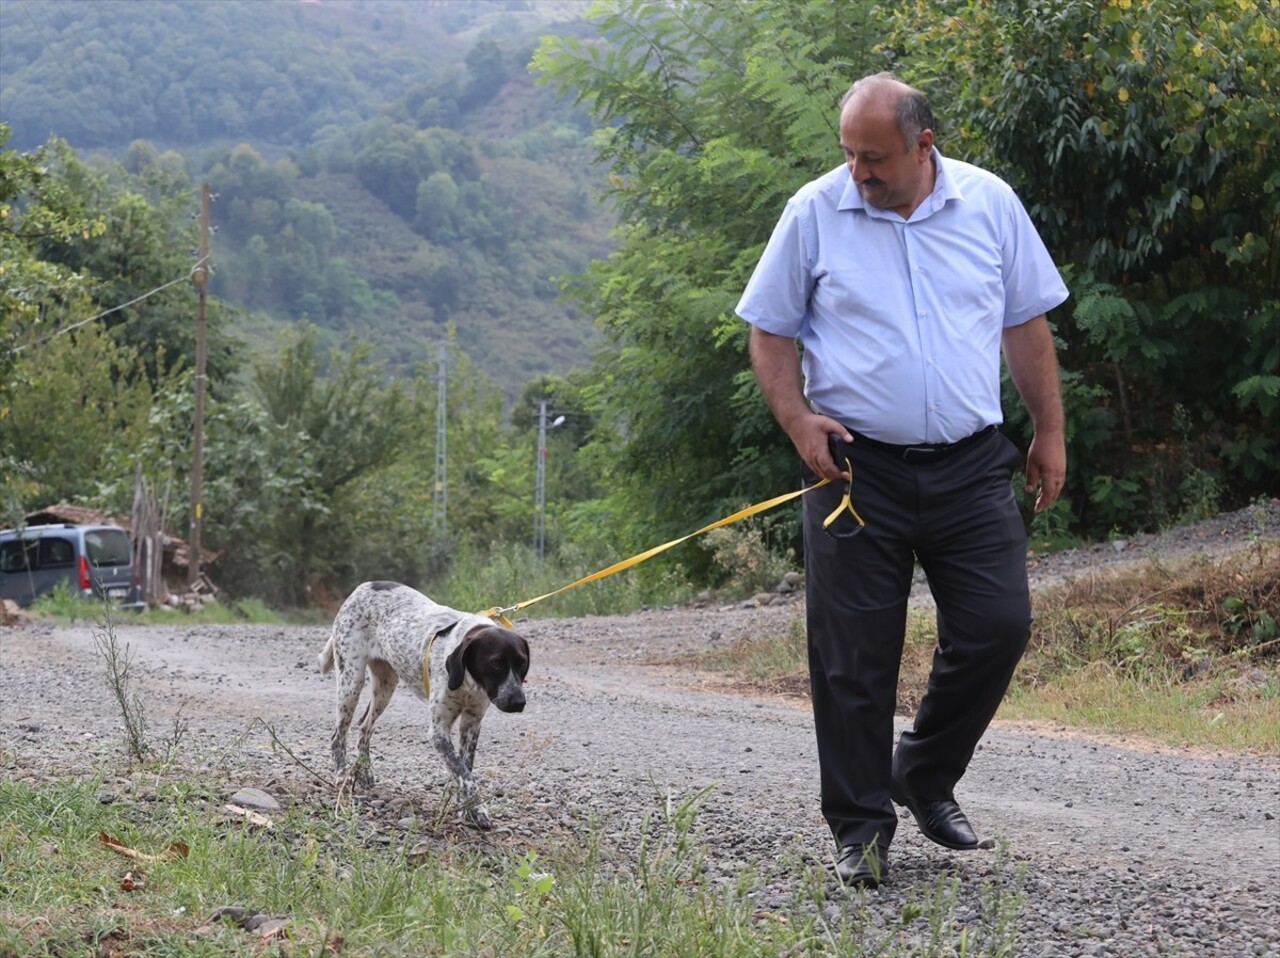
[1024,430,1066,513]
[791,413,852,481]
[748,327,851,481]
[1003,316,1067,513]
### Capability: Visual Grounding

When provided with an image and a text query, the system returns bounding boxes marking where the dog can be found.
[317,580,530,828]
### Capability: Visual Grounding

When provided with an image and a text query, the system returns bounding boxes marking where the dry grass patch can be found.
[681,541,1279,753]
[1004,543,1279,753]
[1022,544,1278,677]
[680,608,939,718]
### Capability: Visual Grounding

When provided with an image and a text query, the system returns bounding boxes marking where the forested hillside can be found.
[0,0,608,384]
[3,0,1276,614]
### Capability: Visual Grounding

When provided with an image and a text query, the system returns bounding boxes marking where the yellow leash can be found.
[480,474,861,627]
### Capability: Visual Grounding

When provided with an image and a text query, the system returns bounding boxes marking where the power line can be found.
[12,257,206,353]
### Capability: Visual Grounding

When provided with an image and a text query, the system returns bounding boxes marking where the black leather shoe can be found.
[835,843,888,888]
[890,779,980,850]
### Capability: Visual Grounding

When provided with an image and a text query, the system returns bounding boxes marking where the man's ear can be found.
[446,635,474,691]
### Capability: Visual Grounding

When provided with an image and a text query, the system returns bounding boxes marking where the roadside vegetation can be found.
[0,768,1026,958]
[692,525,1280,756]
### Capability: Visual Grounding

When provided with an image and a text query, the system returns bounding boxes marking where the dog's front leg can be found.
[430,715,491,830]
[458,713,483,773]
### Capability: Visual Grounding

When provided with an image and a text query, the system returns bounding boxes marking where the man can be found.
[736,73,1068,888]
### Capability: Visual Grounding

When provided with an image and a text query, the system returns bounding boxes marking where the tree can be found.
[0,323,159,511]
[0,128,104,352]
[533,0,883,562]
[415,171,460,242]
[889,0,1280,530]
[239,324,416,603]
[462,38,510,108]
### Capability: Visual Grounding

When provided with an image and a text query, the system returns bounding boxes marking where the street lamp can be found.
[534,400,565,560]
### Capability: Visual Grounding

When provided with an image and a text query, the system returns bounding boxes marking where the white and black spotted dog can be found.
[317,580,530,828]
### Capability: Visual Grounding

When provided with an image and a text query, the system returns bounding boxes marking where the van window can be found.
[38,537,76,568]
[0,540,35,573]
[85,529,132,567]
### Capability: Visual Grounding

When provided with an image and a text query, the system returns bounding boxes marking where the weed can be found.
[29,579,93,622]
[93,605,152,765]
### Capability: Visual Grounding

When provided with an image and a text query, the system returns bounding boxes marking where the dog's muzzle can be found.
[493,678,526,713]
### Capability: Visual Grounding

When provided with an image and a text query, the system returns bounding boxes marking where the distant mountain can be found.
[0,0,610,389]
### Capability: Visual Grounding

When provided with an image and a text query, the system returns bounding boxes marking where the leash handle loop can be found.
[821,457,865,536]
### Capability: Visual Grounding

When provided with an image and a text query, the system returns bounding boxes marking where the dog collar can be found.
[421,628,444,698]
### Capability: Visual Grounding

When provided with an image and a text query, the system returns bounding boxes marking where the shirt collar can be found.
[837,147,963,220]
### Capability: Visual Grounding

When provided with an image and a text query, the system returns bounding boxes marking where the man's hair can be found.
[841,72,935,149]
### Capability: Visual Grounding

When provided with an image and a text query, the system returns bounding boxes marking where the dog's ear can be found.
[514,634,531,678]
[446,634,474,691]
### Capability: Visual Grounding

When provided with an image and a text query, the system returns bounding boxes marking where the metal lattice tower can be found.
[432,342,447,539]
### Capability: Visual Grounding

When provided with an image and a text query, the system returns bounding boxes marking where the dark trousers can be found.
[802,428,1031,849]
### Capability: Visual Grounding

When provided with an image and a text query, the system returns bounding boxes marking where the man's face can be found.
[839,102,933,216]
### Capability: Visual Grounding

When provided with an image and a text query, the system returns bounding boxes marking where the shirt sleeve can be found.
[735,197,815,338]
[1000,190,1070,327]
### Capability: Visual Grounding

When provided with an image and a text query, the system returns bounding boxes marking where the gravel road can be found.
[2,501,1278,957]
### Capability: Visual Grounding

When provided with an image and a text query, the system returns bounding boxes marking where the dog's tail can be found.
[317,633,336,674]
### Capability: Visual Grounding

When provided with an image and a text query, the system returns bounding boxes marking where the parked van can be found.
[0,523,146,612]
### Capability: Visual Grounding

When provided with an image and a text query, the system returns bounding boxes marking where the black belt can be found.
[850,424,997,463]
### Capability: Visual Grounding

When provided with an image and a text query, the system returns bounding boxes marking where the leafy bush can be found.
[705,519,796,599]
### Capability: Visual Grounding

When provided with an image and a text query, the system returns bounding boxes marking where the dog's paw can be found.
[350,756,374,790]
[467,803,493,830]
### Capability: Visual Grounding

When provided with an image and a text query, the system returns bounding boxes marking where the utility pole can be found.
[432,341,448,539]
[188,183,210,590]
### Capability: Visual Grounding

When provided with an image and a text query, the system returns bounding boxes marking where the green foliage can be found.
[1,126,104,427]
[534,0,883,563]
[204,325,415,604]
[0,0,500,150]
[1,320,155,506]
[0,127,238,525]
[1,129,209,513]
[892,0,1280,534]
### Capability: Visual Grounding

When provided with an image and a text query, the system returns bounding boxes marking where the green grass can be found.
[0,769,1026,957]
[999,669,1280,753]
[24,591,328,627]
